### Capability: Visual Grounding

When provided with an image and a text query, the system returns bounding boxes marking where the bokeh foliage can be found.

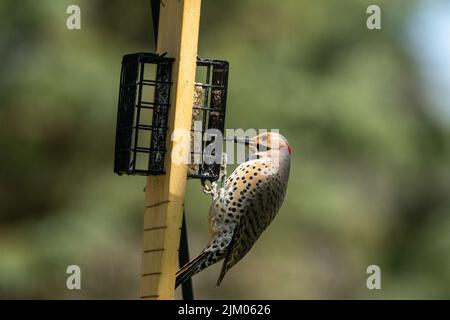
[0,0,449,299]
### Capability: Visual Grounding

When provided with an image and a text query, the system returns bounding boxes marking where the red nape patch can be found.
[287,144,292,154]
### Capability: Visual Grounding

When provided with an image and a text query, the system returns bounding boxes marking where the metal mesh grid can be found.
[113,54,229,180]
[188,58,229,181]
[114,53,174,176]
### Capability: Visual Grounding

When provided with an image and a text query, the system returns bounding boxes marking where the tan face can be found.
[252,132,292,154]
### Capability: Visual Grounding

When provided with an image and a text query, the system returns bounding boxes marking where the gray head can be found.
[226,132,292,161]
[228,132,291,152]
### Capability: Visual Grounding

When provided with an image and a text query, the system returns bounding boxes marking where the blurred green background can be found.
[0,0,449,299]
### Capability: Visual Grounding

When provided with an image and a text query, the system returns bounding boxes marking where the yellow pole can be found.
[139,0,202,300]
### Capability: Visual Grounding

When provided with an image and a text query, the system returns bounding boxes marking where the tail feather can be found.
[216,267,226,287]
[175,250,209,288]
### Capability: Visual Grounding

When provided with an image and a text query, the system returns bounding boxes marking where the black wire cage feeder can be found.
[113,52,229,182]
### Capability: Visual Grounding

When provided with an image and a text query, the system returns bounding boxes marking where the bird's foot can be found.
[202,180,221,200]
[201,153,227,199]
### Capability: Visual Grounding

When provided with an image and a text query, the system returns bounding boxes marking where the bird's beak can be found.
[224,136,251,146]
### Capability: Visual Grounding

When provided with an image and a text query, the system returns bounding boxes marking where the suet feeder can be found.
[188,57,229,182]
[114,52,174,176]
[114,53,229,182]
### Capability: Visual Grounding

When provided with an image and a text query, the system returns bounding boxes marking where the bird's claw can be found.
[201,152,227,199]
[202,180,219,199]
[202,180,212,194]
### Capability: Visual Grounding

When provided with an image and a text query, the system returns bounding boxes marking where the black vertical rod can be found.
[179,210,194,300]
[151,0,160,47]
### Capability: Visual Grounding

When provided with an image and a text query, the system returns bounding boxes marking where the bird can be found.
[176,132,292,287]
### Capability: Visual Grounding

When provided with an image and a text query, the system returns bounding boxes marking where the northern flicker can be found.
[176,132,292,287]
